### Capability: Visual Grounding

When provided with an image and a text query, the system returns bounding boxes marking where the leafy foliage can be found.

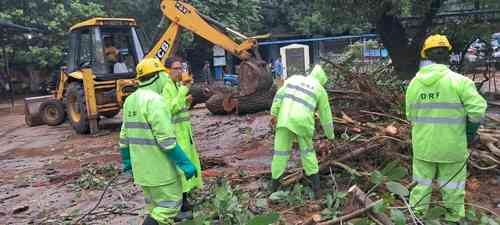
[184,179,279,225]
[268,183,313,206]
[71,163,120,190]
[321,191,348,220]
[0,0,105,70]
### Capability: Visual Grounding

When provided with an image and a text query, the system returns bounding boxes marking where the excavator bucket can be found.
[238,59,273,96]
[24,95,54,127]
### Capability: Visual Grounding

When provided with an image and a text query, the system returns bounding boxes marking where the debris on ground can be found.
[1,53,500,224]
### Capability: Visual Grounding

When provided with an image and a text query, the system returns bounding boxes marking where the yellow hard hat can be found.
[421,34,452,58]
[136,58,166,80]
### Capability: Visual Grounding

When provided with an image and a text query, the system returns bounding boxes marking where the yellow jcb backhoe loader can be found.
[25,18,142,134]
[24,0,271,134]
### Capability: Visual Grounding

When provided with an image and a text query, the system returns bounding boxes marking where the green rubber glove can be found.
[466,121,481,146]
[166,144,197,180]
[120,147,132,172]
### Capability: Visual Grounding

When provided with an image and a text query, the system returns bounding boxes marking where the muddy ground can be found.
[1,99,500,225]
[0,102,276,225]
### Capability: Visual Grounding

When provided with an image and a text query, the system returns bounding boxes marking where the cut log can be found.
[239,59,273,96]
[205,94,228,115]
[235,85,276,114]
[206,85,277,115]
[189,83,213,108]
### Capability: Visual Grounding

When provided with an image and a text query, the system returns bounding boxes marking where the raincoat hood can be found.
[309,65,328,86]
[138,71,169,94]
[415,63,449,86]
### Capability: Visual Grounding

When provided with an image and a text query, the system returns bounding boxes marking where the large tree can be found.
[264,0,500,79]
[0,0,104,71]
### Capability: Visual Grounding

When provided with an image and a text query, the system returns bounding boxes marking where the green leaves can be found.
[268,190,289,202]
[181,179,279,225]
[426,206,447,220]
[381,160,408,181]
[246,213,279,225]
[390,209,406,225]
[2,0,105,70]
[370,170,385,185]
[321,191,348,220]
[254,198,268,210]
[370,160,408,186]
[385,181,409,197]
[268,184,309,206]
[372,201,386,214]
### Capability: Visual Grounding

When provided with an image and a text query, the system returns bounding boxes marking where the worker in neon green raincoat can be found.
[406,34,487,223]
[162,56,202,216]
[270,65,335,198]
[119,58,197,225]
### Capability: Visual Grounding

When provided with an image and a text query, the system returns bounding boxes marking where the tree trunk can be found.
[206,85,277,115]
[189,82,213,108]
[375,14,419,80]
[373,0,445,80]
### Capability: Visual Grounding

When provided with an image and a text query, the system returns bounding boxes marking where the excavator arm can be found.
[146,0,256,63]
[145,0,272,97]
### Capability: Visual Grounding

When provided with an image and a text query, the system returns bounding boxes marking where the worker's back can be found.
[121,87,178,186]
[406,63,487,163]
[274,75,324,137]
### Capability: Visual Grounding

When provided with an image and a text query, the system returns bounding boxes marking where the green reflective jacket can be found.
[119,74,179,186]
[161,72,203,192]
[406,64,487,163]
[271,65,334,139]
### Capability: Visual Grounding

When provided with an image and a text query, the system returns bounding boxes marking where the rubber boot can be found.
[181,193,192,212]
[270,179,280,193]
[142,215,159,225]
[310,173,321,199]
[175,211,193,222]
[176,192,194,222]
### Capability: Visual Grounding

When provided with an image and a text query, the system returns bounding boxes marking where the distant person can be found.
[104,35,118,62]
[202,61,212,84]
[0,73,8,93]
[272,57,283,79]
[103,35,119,72]
[113,53,129,74]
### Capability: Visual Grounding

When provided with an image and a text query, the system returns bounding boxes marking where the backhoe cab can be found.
[25,18,143,134]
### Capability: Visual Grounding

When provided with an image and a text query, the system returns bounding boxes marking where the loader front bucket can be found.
[24,95,54,127]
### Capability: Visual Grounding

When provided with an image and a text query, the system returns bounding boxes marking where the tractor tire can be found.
[65,82,90,134]
[24,104,44,127]
[40,100,66,126]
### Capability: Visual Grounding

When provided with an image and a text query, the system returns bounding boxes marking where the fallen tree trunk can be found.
[189,83,213,108]
[206,85,276,115]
